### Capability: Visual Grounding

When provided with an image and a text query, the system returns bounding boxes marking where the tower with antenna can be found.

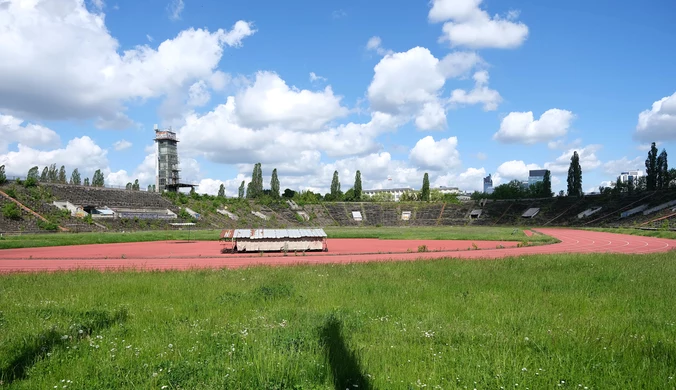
[153,124,195,193]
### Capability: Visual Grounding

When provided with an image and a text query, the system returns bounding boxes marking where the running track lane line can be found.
[0,228,675,273]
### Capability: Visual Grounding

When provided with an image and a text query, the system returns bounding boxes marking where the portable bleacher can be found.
[351,211,363,221]
[620,204,648,219]
[296,211,310,221]
[577,207,602,219]
[470,209,482,219]
[401,211,411,221]
[642,200,676,216]
[522,208,540,218]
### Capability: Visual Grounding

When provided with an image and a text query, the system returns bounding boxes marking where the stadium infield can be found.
[1,228,674,273]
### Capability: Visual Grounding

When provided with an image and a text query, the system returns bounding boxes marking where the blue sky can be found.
[1,0,675,195]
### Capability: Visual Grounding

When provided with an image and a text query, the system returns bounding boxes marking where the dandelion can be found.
[522,368,527,372]
[168,344,173,349]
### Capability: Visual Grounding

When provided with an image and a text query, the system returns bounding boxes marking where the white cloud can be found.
[434,167,487,192]
[415,101,447,130]
[113,139,132,151]
[603,156,643,175]
[547,138,582,150]
[634,92,676,141]
[0,1,255,125]
[545,145,602,175]
[448,70,502,111]
[196,178,226,196]
[146,34,154,42]
[366,36,392,56]
[187,80,211,107]
[91,0,104,11]
[309,72,327,82]
[429,0,529,49]
[493,109,575,144]
[0,114,60,153]
[0,136,108,177]
[167,0,184,20]
[234,71,349,131]
[496,160,541,181]
[409,136,461,171]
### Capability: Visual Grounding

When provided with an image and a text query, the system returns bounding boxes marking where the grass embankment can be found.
[585,227,676,240]
[0,226,554,250]
[1,253,675,388]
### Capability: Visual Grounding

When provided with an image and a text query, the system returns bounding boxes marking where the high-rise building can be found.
[154,125,195,193]
[528,169,549,186]
[620,170,643,184]
[483,174,494,194]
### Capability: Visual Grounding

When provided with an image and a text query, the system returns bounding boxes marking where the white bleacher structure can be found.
[470,209,482,219]
[620,204,648,219]
[351,211,363,221]
[296,211,310,221]
[217,209,239,220]
[642,200,676,216]
[401,211,411,221]
[577,207,602,219]
[252,211,269,220]
[522,208,540,218]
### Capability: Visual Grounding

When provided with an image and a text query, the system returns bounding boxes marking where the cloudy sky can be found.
[1,0,674,196]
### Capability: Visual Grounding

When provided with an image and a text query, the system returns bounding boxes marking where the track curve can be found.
[0,228,674,273]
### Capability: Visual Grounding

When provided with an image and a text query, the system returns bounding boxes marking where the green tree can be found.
[330,170,341,199]
[27,166,40,181]
[657,149,668,190]
[147,184,153,192]
[58,165,67,184]
[283,188,296,198]
[70,168,81,185]
[133,179,140,191]
[0,164,6,185]
[669,168,676,188]
[84,177,90,186]
[40,166,48,182]
[270,168,280,198]
[353,170,362,201]
[246,163,263,199]
[126,182,132,190]
[542,170,552,197]
[421,173,430,201]
[645,142,658,190]
[92,169,105,187]
[238,180,245,198]
[567,151,582,197]
[48,164,58,182]
[218,183,226,198]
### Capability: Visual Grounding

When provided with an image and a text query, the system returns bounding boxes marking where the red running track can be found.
[0,228,674,273]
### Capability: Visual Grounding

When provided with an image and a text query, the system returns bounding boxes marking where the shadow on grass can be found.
[0,308,128,385]
[320,315,371,390]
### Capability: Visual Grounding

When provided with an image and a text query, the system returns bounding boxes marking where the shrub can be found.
[2,203,22,220]
[23,177,38,188]
[417,245,428,253]
[37,219,59,231]
[4,187,17,199]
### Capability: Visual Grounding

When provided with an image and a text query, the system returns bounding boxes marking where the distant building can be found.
[362,188,414,202]
[154,125,196,193]
[483,174,494,194]
[620,170,644,184]
[438,186,460,194]
[528,169,549,186]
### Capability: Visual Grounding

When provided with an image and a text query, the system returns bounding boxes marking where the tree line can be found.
[600,142,674,195]
[7,165,157,192]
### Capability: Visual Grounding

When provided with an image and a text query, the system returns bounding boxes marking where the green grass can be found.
[0,226,554,250]
[584,227,676,240]
[1,253,675,388]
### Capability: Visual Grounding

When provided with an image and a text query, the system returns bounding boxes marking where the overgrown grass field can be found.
[1,253,675,389]
[0,226,552,250]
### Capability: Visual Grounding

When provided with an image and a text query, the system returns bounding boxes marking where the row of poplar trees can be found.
[24,165,105,187]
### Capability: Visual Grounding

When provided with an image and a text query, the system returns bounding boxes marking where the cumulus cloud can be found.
[493,109,575,144]
[602,156,643,176]
[0,114,60,153]
[634,92,676,141]
[113,139,132,151]
[428,0,529,49]
[234,71,348,131]
[0,0,255,125]
[409,136,461,171]
[187,81,211,107]
[309,72,327,82]
[545,145,602,175]
[0,136,108,177]
[367,47,483,130]
[496,160,541,181]
[448,70,502,111]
